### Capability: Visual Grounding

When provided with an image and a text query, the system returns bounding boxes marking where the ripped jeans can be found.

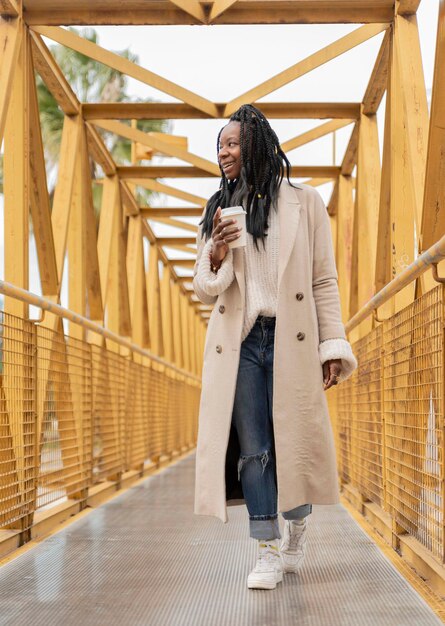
[232,315,312,540]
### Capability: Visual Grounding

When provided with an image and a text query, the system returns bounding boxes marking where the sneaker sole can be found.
[247,571,283,590]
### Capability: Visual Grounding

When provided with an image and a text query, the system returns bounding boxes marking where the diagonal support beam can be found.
[94,119,220,176]
[30,31,79,115]
[281,119,355,153]
[31,25,219,117]
[224,23,388,116]
[130,178,207,206]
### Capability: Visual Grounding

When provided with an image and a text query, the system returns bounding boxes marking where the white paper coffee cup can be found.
[220,206,247,248]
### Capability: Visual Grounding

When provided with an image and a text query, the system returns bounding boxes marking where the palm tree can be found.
[37,27,169,211]
[0,27,169,209]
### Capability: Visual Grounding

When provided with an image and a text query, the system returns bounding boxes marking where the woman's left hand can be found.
[322,359,342,390]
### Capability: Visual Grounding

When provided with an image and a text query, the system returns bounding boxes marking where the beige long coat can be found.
[193,181,349,523]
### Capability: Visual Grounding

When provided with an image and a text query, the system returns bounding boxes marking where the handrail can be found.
[0,280,201,382]
[345,232,445,333]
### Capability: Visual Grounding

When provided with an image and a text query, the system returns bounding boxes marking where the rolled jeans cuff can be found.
[282,503,312,520]
[249,516,281,541]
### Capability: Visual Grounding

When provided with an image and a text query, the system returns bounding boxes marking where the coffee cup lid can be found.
[220,206,246,216]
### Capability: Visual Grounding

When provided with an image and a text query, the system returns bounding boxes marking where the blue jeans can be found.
[231,315,312,540]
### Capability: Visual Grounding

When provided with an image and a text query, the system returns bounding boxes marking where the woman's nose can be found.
[218,145,228,159]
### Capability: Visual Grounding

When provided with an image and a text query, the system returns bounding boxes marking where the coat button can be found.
[296,332,305,341]
[296,292,304,301]
[216,344,222,353]
[219,305,225,313]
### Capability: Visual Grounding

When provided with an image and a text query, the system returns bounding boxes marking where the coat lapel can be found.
[277,183,302,291]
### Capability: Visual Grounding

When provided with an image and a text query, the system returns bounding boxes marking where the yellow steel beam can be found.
[209,0,238,21]
[147,244,164,355]
[150,217,198,233]
[118,166,216,179]
[119,181,140,216]
[120,165,340,178]
[30,31,79,115]
[127,215,150,348]
[397,0,422,15]
[169,0,206,22]
[0,16,22,143]
[3,21,29,318]
[128,179,207,206]
[97,175,120,309]
[224,23,388,116]
[340,122,359,176]
[85,122,116,176]
[94,120,220,176]
[51,115,81,294]
[158,237,197,247]
[0,0,18,15]
[82,102,362,120]
[23,1,394,26]
[281,119,355,153]
[362,28,390,115]
[421,0,445,251]
[141,207,204,217]
[28,46,58,296]
[31,25,219,117]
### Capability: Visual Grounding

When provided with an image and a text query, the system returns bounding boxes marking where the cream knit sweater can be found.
[196,204,279,341]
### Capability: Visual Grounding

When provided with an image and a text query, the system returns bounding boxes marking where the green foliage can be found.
[0,27,169,206]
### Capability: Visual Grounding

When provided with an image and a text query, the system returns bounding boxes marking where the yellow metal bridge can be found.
[0,1,445,623]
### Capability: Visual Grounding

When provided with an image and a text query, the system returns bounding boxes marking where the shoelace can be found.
[255,543,280,571]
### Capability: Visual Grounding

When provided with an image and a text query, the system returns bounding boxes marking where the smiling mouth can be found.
[222,162,235,170]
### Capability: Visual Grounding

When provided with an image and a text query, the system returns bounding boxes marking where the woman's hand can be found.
[322,359,342,390]
[210,207,243,266]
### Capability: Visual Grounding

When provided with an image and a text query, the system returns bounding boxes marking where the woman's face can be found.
[217,121,241,180]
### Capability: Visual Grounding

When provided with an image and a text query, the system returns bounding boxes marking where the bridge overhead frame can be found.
[1,0,445,603]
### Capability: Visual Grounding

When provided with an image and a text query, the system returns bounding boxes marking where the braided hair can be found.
[199,104,295,251]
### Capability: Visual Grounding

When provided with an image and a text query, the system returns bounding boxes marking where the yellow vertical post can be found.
[350,108,380,338]
[127,215,150,350]
[171,281,184,369]
[390,17,429,305]
[336,175,354,325]
[68,117,87,341]
[180,294,191,372]
[147,244,164,356]
[160,264,175,363]
[3,22,29,318]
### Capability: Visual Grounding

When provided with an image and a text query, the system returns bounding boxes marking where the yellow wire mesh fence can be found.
[329,284,445,562]
[0,313,199,531]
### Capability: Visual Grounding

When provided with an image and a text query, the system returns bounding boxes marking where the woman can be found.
[192,104,357,590]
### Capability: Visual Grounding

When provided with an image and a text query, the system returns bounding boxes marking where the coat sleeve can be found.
[311,190,357,383]
[192,210,236,304]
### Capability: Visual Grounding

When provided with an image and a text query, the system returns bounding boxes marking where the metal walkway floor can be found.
[0,454,443,626]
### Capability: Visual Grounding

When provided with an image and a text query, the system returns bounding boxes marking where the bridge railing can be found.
[327,232,445,594]
[0,284,200,545]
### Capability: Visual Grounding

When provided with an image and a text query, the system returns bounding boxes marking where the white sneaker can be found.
[247,539,283,590]
[280,518,308,573]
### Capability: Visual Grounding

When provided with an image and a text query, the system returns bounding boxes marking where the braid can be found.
[199,104,296,250]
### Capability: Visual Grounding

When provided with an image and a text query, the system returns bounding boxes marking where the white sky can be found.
[0,1,441,314]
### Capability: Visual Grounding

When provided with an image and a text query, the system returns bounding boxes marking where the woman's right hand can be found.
[210,207,242,265]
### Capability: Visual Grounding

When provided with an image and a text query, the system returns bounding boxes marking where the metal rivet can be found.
[219,305,225,314]
[216,345,222,353]
[296,332,305,341]
[296,292,304,301]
